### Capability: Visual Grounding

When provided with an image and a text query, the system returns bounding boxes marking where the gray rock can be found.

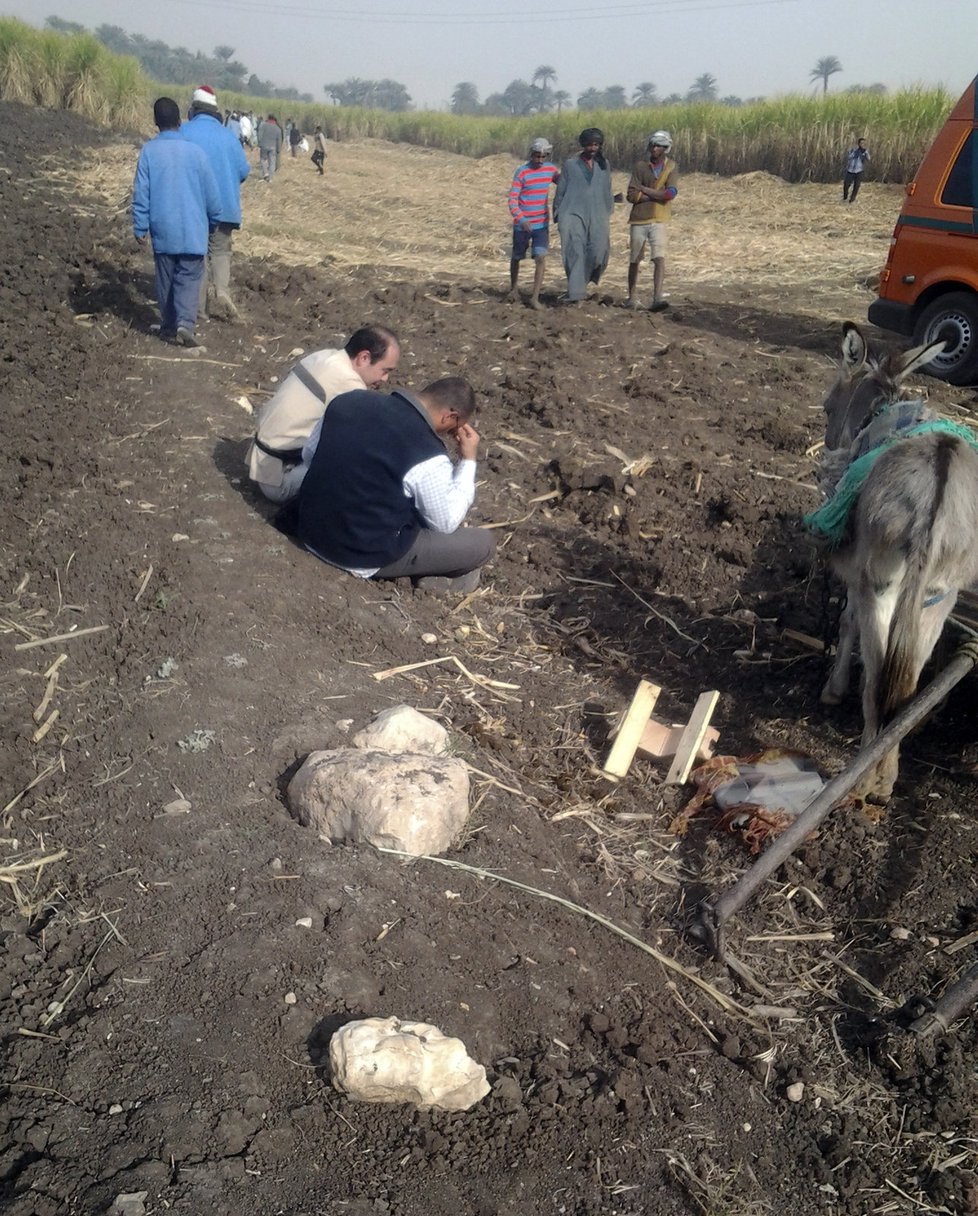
[288,750,468,857]
[331,1016,490,1111]
[352,705,448,756]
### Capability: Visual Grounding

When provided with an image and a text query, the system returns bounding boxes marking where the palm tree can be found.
[576,87,604,110]
[533,64,557,91]
[810,56,842,95]
[602,85,628,110]
[687,73,718,103]
[553,89,571,114]
[451,81,480,115]
[632,82,657,108]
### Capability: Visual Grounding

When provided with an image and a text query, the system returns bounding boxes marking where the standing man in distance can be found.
[842,137,870,203]
[625,130,679,311]
[552,128,614,304]
[181,85,250,321]
[507,136,560,311]
[312,125,328,175]
[258,114,283,181]
[131,96,221,349]
[289,121,303,159]
[248,324,400,503]
[297,377,495,594]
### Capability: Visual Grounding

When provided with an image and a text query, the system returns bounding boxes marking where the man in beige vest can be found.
[625,131,679,311]
[247,324,400,502]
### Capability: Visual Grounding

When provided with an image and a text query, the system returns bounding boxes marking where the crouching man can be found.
[297,377,495,594]
[247,324,400,503]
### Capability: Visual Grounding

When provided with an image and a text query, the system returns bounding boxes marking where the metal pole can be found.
[910,959,978,1037]
[699,640,978,961]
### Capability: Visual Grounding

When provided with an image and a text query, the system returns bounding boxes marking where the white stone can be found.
[786,1082,805,1102]
[109,1194,148,1216]
[352,705,448,756]
[288,750,469,857]
[330,1016,489,1111]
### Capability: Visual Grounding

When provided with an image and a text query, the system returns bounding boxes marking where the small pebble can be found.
[108,1103,124,1115]
[890,926,911,941]
[295,917,313,929]
[786,1082,804,1102]
[284,991,297,1005]
[421,632,438,644]
[269,857,283,872]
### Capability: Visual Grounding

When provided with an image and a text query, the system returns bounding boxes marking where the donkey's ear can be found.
[893,336,946,382]
[841,321,867,373]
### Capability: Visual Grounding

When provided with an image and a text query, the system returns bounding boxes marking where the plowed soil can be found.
[2,100,977,1216]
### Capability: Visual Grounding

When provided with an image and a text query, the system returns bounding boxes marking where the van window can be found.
[941,130,976,207]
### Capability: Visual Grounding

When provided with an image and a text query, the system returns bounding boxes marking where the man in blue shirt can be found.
[181,85,250,320]
[132,97,221,348]
[842,138,870,204]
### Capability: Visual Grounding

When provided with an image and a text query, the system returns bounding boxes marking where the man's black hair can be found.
[154,97,181,130]
[345,325,399,363]
[421,377,476,421]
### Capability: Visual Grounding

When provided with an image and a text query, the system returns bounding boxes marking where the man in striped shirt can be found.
[507,137,560,311]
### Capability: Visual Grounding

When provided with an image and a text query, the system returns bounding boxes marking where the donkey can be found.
[809,322,978,802]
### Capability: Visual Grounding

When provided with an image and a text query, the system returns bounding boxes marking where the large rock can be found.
[287,750,469,856]
[330,1016,489,1111]
[352,705,448,756]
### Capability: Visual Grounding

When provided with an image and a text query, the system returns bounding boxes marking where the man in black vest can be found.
[296,377,495,593]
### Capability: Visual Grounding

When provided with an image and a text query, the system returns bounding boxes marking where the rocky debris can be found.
[352,704,448,756]
[288,750,469,855]
[330,1016,490,1111]
[108,1194,148,1216]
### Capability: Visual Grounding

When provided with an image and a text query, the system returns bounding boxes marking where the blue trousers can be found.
[153,253,205,335]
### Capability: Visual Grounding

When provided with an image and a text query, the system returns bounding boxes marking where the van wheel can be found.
[913,292,978,385]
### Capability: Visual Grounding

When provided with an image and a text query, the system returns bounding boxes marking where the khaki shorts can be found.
[629,222,668,263]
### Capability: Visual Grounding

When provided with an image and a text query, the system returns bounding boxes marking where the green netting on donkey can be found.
[804,420,978,547]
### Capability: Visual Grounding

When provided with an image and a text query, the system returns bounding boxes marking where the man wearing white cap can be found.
[625,131,679,311]
[182,85,250,320]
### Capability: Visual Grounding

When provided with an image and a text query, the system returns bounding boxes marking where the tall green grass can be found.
[0,16,958,182]
[297,90,952,183]
[0,18,143,127]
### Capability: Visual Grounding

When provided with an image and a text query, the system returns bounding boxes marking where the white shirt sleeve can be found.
[403,455,476,533]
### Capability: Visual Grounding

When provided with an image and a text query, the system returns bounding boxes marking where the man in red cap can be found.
[182,85,250,320]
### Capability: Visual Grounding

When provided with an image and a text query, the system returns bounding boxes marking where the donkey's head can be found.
[822,321,945,451]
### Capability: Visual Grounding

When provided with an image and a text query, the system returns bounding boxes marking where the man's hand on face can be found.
[454,422,480,461]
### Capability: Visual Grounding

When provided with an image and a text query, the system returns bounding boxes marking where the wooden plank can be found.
[665,690,720,786]
[637,719,720,763]
[603,680,661,778]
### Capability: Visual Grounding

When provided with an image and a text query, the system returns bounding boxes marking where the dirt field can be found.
[2,99,978,1216]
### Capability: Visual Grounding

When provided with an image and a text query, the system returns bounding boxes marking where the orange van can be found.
[868,75,978,384]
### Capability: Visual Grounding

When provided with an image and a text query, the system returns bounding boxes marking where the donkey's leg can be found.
[860,583,955,803]
[853,575,898,803]
[821,594,857,705]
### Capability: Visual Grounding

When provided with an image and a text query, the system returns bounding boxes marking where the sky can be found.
[3,0,976,111]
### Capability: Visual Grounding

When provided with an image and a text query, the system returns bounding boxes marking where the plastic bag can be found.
[671,748,825,853]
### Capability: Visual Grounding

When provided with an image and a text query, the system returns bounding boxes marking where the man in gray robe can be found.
[553,128,614,303]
